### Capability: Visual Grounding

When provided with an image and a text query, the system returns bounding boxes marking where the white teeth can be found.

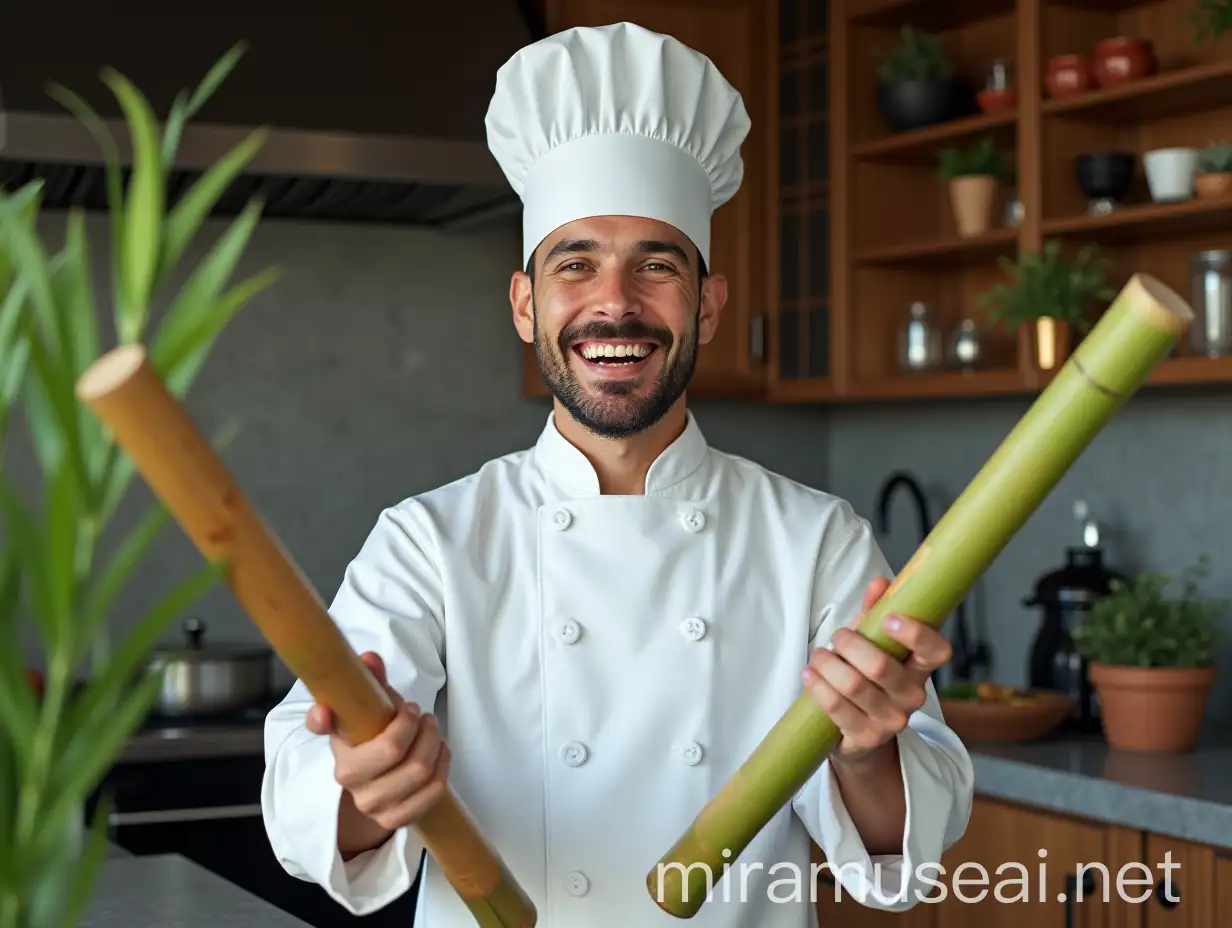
[580,343,652,360]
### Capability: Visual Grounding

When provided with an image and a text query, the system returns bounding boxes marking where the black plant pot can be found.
[876,79,955,132]
[1075,151,1135,215]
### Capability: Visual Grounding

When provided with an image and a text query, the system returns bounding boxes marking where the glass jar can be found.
[897,301,943,373]
[1188,250,1232,357]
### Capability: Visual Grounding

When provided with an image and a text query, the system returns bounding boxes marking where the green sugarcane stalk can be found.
[646,272,1194,918]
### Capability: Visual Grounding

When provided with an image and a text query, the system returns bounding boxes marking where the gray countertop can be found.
[967,724,1232,851]
[81,853,310,927]
[119,722,265,764]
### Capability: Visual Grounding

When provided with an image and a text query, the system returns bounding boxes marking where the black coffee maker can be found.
[1023,500,1126,732]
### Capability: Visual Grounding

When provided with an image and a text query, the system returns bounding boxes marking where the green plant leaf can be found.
[163,265,282,398]
[74,502,171,671]
[0,481,52,653]
[25,334,93,512]
[0,547,36,760]
[58,791,113,928]
[43,455,84,662]
[102,67,165,343]
[46,83,129,333]
[43,670,165,838]
[156,129,268,287]
[57,556,228,758]
[185,41,248,118]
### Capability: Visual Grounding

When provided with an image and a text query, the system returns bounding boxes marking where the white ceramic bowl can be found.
[1143,148,1198,202]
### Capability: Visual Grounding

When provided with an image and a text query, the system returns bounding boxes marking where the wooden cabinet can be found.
[812,795,1229,927]
[528,0,779,399]
[529,0,1232,403]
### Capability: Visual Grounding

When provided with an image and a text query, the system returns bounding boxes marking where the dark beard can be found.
[533,306,699,439]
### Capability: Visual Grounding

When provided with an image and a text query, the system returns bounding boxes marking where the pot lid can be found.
[151,617,272,661]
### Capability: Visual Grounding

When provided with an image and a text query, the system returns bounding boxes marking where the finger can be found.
[358,651,405,707]
[884,616,953,674]
[828,627,917,702]
[334,701,423,788]
[381,740,453,829]
[861,576,890,614]
[800,666,876,742]
[352,715,445,816]
[306,702,334,736]
[807,646,908,732]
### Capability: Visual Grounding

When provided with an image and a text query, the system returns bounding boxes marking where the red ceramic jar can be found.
[1045,54,1095,98]
[1092,37,1156,87]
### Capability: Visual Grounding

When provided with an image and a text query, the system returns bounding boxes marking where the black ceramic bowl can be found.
[876,78,954,132]
[1075,152,1135,202]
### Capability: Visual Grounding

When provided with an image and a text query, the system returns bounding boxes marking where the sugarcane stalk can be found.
[74,345,536,928]
[647,273,1193,918]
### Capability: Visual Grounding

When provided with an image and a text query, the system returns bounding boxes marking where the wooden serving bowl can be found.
[939,688,1074,744]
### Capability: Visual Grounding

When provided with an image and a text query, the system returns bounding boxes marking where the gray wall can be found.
[12,210,1230,723]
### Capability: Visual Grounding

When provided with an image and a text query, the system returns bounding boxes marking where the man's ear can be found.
[510,271,534,344]
[697,273,728,346]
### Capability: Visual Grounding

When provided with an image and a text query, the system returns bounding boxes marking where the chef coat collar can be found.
[533,410,709,496]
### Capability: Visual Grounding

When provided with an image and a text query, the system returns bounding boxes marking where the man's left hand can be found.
[801,576,952,764]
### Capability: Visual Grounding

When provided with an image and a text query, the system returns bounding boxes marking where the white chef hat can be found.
[485,21,750,270]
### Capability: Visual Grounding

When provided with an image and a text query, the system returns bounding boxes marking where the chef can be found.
[261,20,974,927]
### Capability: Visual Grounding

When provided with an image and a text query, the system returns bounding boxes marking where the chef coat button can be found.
[551,508,572,530]
[560,741,588,766]
[681,741,704,766]
[557,619,581,644]
[680,617,707,641]
[680,508,706,532]
[565,870,590,896]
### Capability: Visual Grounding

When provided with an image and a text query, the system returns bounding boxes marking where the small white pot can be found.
[1143,148,1198,202]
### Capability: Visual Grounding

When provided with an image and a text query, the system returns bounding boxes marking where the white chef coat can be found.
[261,410,974,927]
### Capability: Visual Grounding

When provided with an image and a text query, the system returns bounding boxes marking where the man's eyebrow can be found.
[635,240,690,264]
[543,239,600,263]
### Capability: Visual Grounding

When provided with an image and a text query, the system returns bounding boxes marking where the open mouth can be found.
[571,340,659,373]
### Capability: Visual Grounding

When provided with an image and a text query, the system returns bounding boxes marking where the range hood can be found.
[0,2,545,229]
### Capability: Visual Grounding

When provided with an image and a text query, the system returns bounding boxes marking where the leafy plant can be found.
[1186,0,1232,42]
[0,44,279,928]
[876,25,954,84]
[1197,140,1232,174]
[1071,557,1228,668]
[977,239,1116,333]
[938,135,1014,181]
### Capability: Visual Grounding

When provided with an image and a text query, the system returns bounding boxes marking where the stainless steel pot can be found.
[147,617,273,716]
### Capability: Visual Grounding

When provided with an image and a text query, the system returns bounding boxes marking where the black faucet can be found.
[873,471,976,686]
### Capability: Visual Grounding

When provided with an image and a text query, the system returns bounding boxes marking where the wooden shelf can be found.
[853,228,1019,264]
[1042,196,1232,243]
[1149,355,1232,386]
[1041,59,1232,123]
[847,368,1032,400]
[847,0,1015,29]
[852,109,1016,160]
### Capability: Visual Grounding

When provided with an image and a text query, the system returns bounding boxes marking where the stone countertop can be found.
[80,853,310,927]
[119,723,266,764]
[967,724,1232,851]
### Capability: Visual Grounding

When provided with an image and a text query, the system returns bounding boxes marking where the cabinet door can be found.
[530,0,775,399]
[934,797,1138,928]
[1142,834,1215,928]
[1216,855,1232,922]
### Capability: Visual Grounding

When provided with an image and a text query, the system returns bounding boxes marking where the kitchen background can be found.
[12,206,1232,722]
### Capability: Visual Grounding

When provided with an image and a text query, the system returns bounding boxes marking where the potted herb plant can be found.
[0,44,278,928]
[1071,557,1226,753]
[938,135,1014,238]
[1186,0,1232,43]
[977,238,1116,370]
[874,25,956,132]
[1194,140,1232,199]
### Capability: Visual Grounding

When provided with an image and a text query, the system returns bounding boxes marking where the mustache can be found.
[559,319,673,348]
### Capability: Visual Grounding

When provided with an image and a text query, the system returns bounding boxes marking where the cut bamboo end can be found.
[75,343,147,402]
[1120,273,1194,334]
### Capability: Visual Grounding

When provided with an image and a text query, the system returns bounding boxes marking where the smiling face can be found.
[510,215,727,439]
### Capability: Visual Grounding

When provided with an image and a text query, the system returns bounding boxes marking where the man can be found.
[261,21,973,927]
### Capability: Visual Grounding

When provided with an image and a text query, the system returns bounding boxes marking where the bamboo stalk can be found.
[74,345,536,928]
[647,273,1194,918]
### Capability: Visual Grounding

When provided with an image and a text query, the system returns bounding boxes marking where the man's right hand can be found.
[306,651,451,858]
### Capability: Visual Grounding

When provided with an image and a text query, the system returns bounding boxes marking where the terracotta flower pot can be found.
[1092,36,1156,88]
[1033,317,1071,370]
[1045,54,1095,98]
[949,175,998,238]
[1195,172,1232,199]
[1089,662,1217,753]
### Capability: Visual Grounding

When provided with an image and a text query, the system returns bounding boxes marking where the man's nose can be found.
[590,269,641,319]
